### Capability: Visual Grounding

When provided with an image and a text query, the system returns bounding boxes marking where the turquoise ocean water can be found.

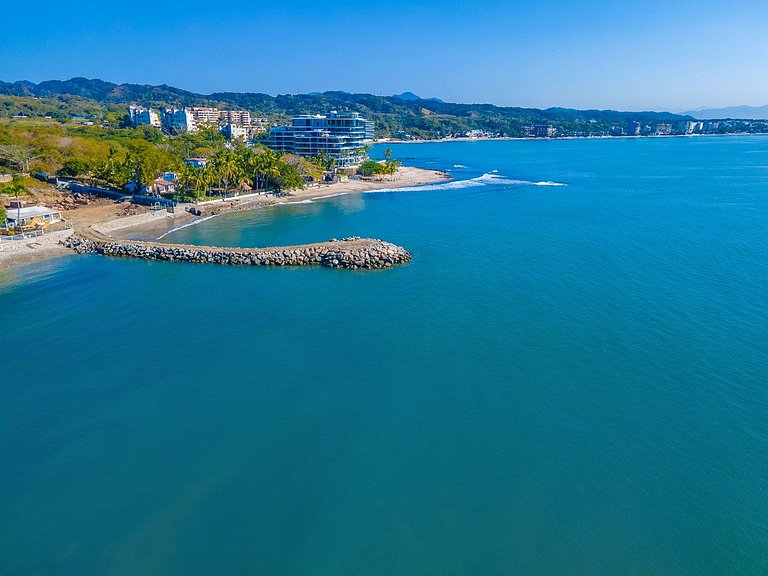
[1,137,767,574]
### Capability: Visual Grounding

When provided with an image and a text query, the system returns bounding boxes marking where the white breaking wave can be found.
[531,180,567,187]
[275,199,314,205]
[156,214,216,240]
[361,172,567,194]
[453,164,467,168]
[314,192,351,200]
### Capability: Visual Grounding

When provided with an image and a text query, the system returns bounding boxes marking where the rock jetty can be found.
[64,233,411,270]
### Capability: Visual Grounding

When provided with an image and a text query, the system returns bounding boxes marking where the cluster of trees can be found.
[359,159,400,178]
[177,146,305,200]
[0,119,310,200]
[358,149,400,179]
[0,121,179,180]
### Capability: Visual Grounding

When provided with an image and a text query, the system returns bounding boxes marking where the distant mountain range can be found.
[682,104,768,120]
[392,91,445,103]
[0,77,693,139]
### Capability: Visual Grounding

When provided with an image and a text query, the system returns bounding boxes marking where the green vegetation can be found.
[358,159,400,178]
[0,118,307,200]
[0,174,31,197]
[0,78,696,140]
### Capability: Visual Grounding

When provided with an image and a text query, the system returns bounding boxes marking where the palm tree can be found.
[7,175,30,232]
[177,165,198,200]
[205,164,220,198]
[386,159,400,180]
[212,149,244,197]
[192,168,208,201]
[93,161,115,184]
[249,149,281,194]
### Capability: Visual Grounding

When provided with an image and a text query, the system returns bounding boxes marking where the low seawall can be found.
[0,228,74,269]
[64,233,411,270]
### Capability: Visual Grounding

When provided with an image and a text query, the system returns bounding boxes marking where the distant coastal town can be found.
[125,103,768,142]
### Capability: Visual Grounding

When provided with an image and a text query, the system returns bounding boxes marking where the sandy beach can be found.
[0,166,448,271]
[116,165,448,241]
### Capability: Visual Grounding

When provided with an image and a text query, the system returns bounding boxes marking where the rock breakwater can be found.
[64,233,411,270]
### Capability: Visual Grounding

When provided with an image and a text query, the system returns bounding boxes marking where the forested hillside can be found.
[0,78,692,139]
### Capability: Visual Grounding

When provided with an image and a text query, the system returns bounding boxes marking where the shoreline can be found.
[375,132,760,144]
[0,166,448,271]
[110,165,449,242]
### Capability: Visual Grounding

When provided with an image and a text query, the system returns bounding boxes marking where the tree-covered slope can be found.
[0,78,694,138]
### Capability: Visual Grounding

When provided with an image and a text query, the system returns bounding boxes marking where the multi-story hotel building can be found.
[266,111,375,167]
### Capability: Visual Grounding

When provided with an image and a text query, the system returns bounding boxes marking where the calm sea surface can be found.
[2,137,767,575]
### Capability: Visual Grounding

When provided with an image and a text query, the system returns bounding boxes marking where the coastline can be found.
[0,166,448,271]
[375,132,753,144]
[109,165,448,242]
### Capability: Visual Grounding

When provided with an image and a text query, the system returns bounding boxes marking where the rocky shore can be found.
[64,234,411,270]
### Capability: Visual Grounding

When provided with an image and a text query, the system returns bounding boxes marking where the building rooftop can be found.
[6,206,61,220]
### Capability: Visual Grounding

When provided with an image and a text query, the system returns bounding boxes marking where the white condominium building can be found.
[127,106,161,128]
[220,110,251,125]
[161,108,197,134]
[267,111,375,167]
[187,107,220,124]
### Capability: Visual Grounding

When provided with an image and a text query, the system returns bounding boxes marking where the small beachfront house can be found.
[152,178,176,195]
[4,206,62,228]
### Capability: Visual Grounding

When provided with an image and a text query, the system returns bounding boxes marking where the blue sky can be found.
[2,0,767,111]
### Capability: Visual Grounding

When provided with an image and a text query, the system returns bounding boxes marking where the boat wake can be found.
[156,215,216,240]
[363,172,567,194]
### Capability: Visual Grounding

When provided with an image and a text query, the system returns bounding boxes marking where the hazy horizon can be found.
[2,0,767,112]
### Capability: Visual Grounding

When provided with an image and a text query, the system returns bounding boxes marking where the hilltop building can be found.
[220,110,252,125]
[127,106,160,128]
[220,123,248,141]
[188,107,220,125]
[266,111,375,168]
[161,108,196,134]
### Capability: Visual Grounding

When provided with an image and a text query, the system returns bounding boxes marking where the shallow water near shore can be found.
[2,137,768,574]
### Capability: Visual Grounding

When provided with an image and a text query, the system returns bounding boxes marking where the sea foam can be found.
[364,172,567,194]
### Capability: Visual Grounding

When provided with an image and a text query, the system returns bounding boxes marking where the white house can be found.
[4,206,63,228]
